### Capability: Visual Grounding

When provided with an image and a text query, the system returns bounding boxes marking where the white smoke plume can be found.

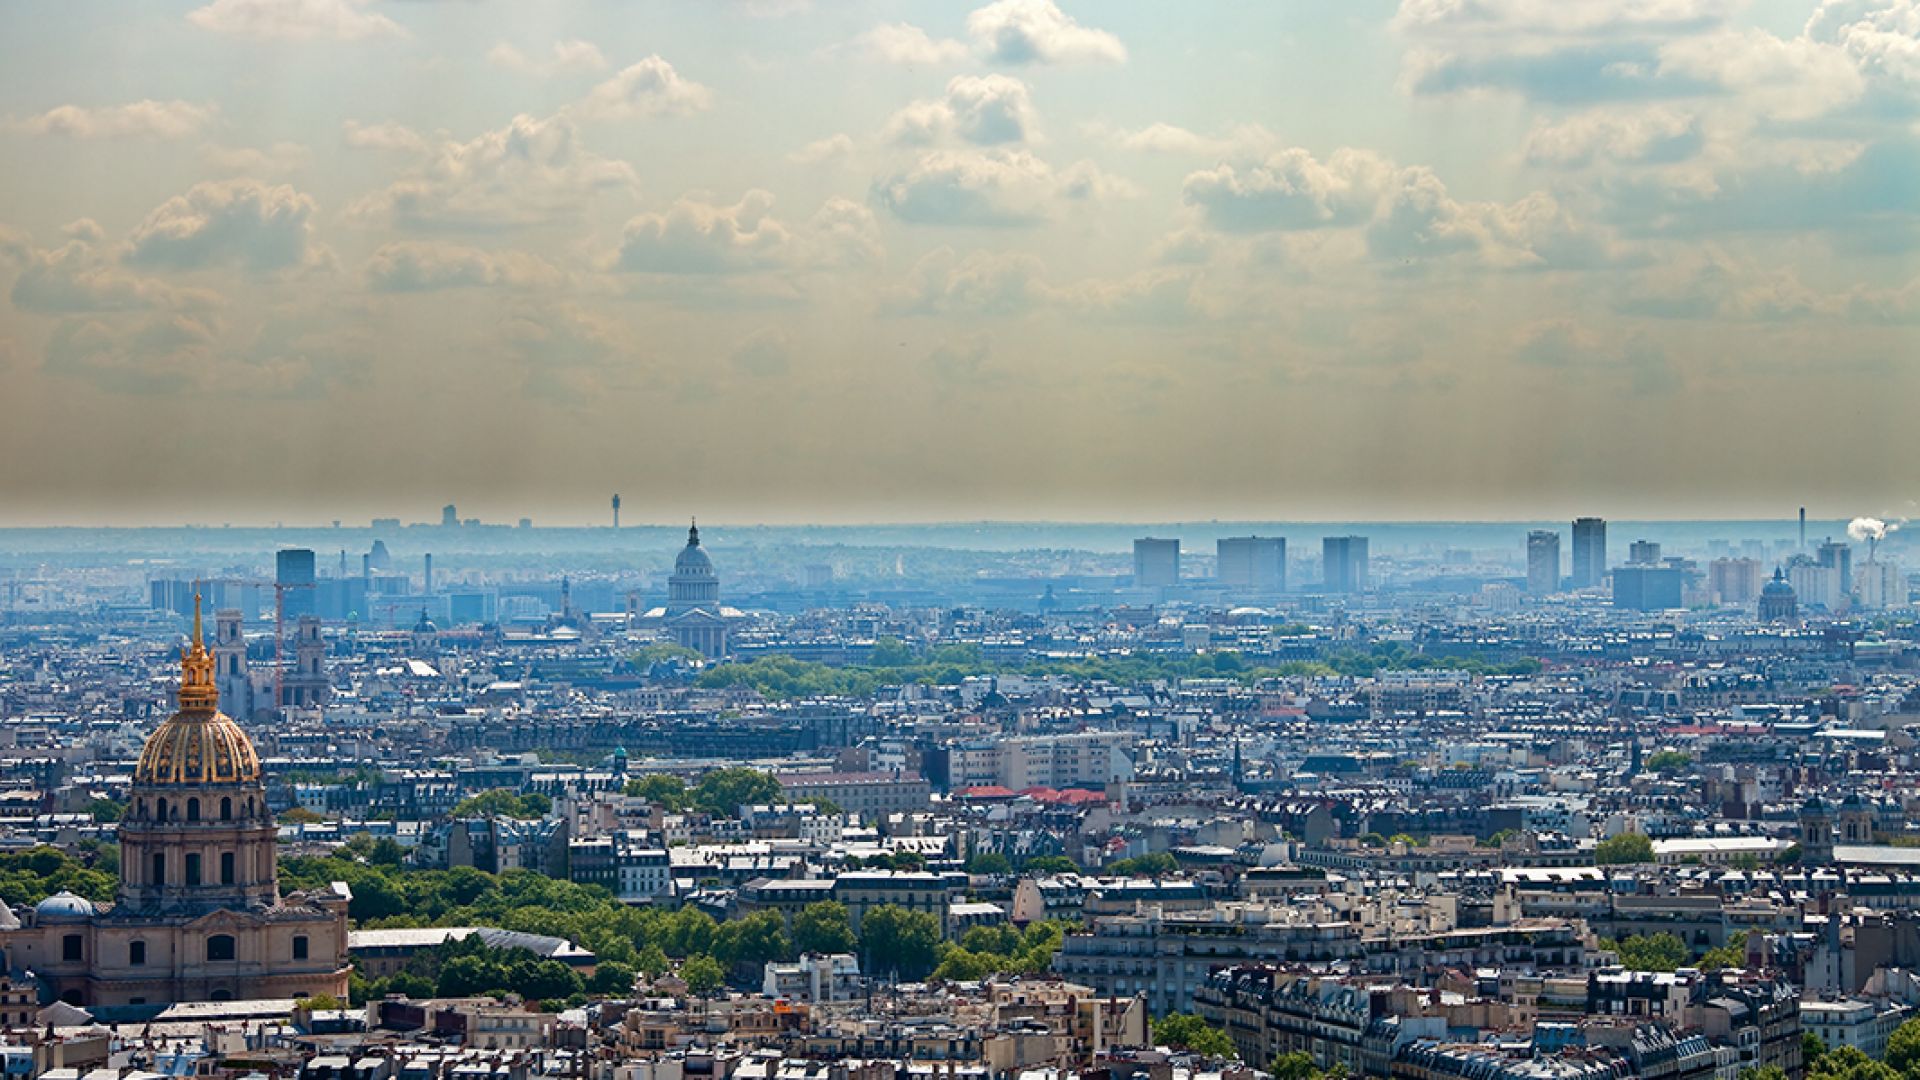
[1848,517,1898,543]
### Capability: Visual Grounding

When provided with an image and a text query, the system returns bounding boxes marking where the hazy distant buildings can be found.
[1855,559,1905,610]
[277,547,316,619]
[1819,540,1853,594]
[1612,564,1683,611]
[1525,531,1560,595]
[441,504,459,528]
[1708,557,1764,605]
[1322,536,1370,593]
[1133,538,1181,588]
[1571,517,1606,588]
[1217,536,1285,592]
[1759,568,1799,621]
[1790,563,1843,610]
[1628,540,1662,566]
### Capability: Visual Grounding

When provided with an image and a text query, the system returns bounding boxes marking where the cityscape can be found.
[5,3,1920,1080]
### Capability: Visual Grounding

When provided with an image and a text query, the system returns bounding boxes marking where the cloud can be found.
[123,179,318,272]
[1659,28,1869,121]
[1183,148,1395,232]
[203,141,312,176]
[487,40,609,76]
[365,242,559,292]
[12,100,216,139]
[788,134,854,165]
[872,149,1118,226]
[349,113,637,230]
[889,248,1048,315]
[2,223,220,314]
[884,74,1037,146]
[186,0,403,41]
[1522,106,1704,167]
[579,57,713,118]
[730,329,792,377]
[852,23,970,66]
[44,314,221,394]
[1514,319,1676,394]
[1393,0,1737,36]
[614,192,880,275]
[342,120,429,153]
[967,0,1126,65]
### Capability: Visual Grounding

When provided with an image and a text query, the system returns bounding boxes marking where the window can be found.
[187,798,200,822]
[156,797,169,821]
[130,940,146,966]
[221,851,235,885]
[186,853,202,886]
[221,797,232,821]
[62,935,82,962]
[151,852,166,886]
[207,935,236,962]
[293,935,309,960]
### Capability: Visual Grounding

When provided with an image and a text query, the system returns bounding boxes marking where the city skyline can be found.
[4,0,1920,524]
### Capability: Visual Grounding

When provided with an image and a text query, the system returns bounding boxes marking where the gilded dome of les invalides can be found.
[132,596,262,788]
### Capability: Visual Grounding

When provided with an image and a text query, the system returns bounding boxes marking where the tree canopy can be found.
[1594,832,1655,865]
[1152,1014,1237,1059]
[451,789,552,820]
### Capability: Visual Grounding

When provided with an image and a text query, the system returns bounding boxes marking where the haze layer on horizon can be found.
[1,0,1918,527]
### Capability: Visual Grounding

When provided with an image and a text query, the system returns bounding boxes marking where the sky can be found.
[0,0,1917,527]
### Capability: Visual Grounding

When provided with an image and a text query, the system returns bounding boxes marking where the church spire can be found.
[688,518,700,546]
[178,593,219,712]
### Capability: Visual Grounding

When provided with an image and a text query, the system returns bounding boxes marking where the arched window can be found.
[129,941,146,966]
[210,988,233,1002]
[151,852,166,886]
[187,798,200,822]
[156,797,169,822]
[221,797,232,821]
[221,852,235,885]
[206,935,236,962]
[185,853,202,886]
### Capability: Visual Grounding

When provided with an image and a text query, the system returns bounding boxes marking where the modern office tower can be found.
[1322,535,1370,593]
[1818,540,1853,594]
[276,548,316,619]
[441,504,459,528]
[1759,569,1799,621]
[1570,518,1607,588]
[1612,565,1684,611]
[1708,558,1765,605]
[1525,531,1560,595]
[1217,536,1286,591]
[1628,540,1662,565]
[1789,564,1843,610]
[1854,560,1905,609]
[1133,538,1181,588]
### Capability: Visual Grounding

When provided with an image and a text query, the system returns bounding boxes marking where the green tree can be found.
[680,954,725,995]
[867,637,915,667]
[860,904,942,980]
[793,901,857,955]
[586,960,637,995]
[1803,1032,1828,1075]
[1152,1013,1237,1059]
[1270,1052,1321,1080]
[1023,855,1078,874]
[1105,852,1179,877]
[451,789,552,820]
[635,944,670,978]
[1886,1016,1920,1074]
[712,910,792,970]
[279,806,326,824]
[931,948,998,982]
[1608,932,1689,972]
[691,768,783,815]
[624,775,690,810]
[1699,931,1751,970]
[1646,750,1693,773]
[1594,832,1655,865]
[87,798,126,823]
[966,851,1013,875]
[660,906,718,957]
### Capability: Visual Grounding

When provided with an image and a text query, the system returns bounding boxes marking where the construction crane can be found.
[190,576,314,712]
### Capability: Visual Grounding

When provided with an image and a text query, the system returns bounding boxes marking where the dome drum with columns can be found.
[0,598,351,1011]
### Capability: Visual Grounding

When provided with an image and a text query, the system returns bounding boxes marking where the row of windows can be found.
[149,850,240,887]
[140,795,258,822]
[61,934,307,964]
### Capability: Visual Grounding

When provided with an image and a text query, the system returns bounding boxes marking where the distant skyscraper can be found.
[1854,560,1904,610]
[1322,536,1370,593]
[1817,540,1852,594]
[441,504,458,528]
[612,493,622,530]
[1628,540,1662,565]
[1525,531,1560,595]
[1612,565,1683,611]
[276,548,316,619]
[1216,536,1286,592]
[1133,538,1181,588]
[1571,517,1607,589]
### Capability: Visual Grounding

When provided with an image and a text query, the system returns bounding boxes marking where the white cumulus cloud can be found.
[186,0,403,41]
[13,100,216,139]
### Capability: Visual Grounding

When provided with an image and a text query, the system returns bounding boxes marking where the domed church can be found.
[0,599,350,1010]
[633,521,745,656]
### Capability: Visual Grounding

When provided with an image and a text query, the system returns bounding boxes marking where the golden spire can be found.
[178,593,219,713]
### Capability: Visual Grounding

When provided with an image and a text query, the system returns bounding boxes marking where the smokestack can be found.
[361,553,370,583]
[424,553,434,595]
[1800,507,1807,550]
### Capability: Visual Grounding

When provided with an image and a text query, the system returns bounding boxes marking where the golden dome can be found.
[134,595,262,788]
